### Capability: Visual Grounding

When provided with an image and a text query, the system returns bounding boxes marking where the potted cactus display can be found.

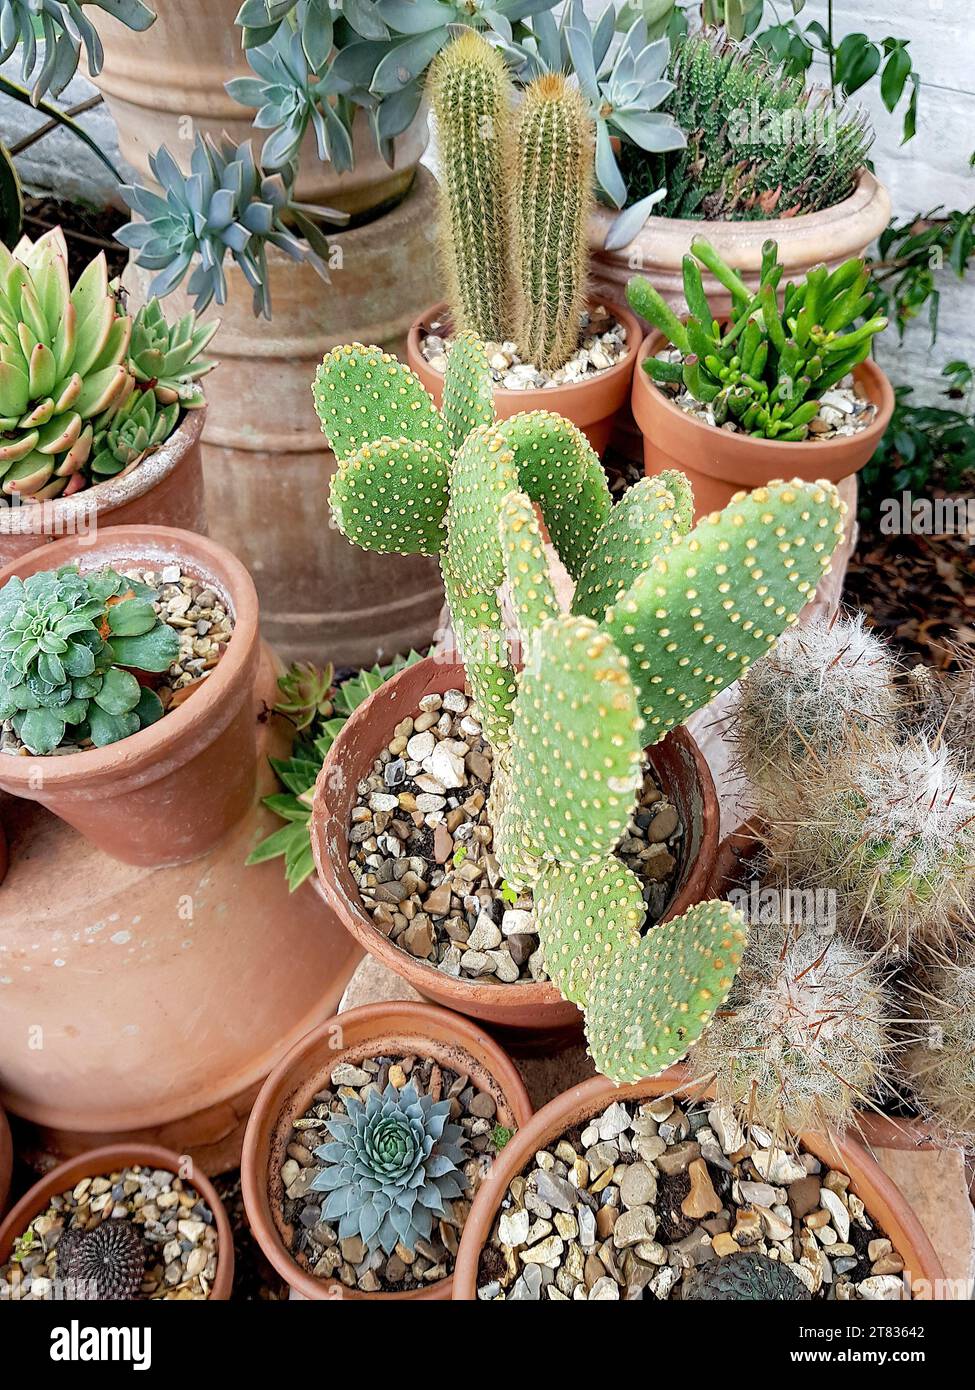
[627,238,894,516]
[451,1071,945,1301]
[584,30,891,329]
[406,31,642,457]
[310,328,849,1053]
[241,1002,532,1300]
[0,228,216,562]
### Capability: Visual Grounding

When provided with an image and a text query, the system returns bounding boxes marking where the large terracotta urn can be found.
[124,167,446,668]
[89,0,428,216]
[0,528,361,1171]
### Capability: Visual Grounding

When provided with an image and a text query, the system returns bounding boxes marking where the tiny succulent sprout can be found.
[311,1080,469,1255]
[317,323,850,1082]
[731,611,902,805]
[0,565,180,755]
[682,1251,811,1301]
[692,923,893,1136]
[274,660,335,733]
[57,1219,147,1300]
[627,239,887,441]
[898,952,975,1153]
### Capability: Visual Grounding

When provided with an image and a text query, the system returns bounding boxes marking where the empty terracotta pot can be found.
[0,1144,234,1299]
[0,408,207,568]
[452,1071,946,1300]
[632,331,894,519]
[0,526,260,867]
[241,1001,533,1300]
[406,298,641,457]
[311,656,720,1050]
[0,1106,11,1218]
[0,647,361,1173]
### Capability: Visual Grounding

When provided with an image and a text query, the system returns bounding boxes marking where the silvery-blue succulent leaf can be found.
[632,33,669,84]
[595,120,626,207]
[414,1183,446,1213]
[380,0,454,34]
[337,1210,360,1239]
[612,107,684,151]
[590,2,615,72]
[423,1152,460,1179]
[371,29,448,93]
[372,79,422,152]
[603,187,667,250]
[565,20,599,103]
[342,0,389,40]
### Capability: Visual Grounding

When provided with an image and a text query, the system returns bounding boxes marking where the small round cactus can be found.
[899,954,975,1153]
[731,611,901,804]
[683,1251,811,1301]
[57,1220,146,1300]
[692,923,892,1134]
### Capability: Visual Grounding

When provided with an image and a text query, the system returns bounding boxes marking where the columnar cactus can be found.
[427,32,597,375]
[315,331,849,1083]
[427,32,514,344]
[513,74,593,372]
[899,953,975,1153]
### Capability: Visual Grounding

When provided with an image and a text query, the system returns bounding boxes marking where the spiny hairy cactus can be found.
[513,74,594,372]
[731,612,901,801]
[427,32,514,344]
[899,953,975,1153]
[317,328,849,1084]
[692,924,893,1135]
[770,737,975,953]
[428,33,597,374]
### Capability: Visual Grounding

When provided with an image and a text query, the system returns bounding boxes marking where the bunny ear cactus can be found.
[0,228,131,499]
[318,328,849,1083]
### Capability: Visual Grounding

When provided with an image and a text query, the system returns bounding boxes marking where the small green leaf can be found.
[94,666,141,716]
[108,598,158,637]
[87,703,140,747]
[108,625,180,673]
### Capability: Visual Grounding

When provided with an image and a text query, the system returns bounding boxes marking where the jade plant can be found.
[315,331,849,1081]
[0,228,215,500]
[427,31,594,372]
[628,239,888,440]
[0,565,180,754]
[310,1079,469,1254]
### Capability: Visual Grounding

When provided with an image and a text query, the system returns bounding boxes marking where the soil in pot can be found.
[0,562,234,758]
[419,303,630,393]
[281,1051,508,1294]
[348,685,684,987]
[0,1162,221,1300]
[477,1095,914,1301]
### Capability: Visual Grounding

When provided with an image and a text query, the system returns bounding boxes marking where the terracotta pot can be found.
[0,526,262,866]
[0,1144,234,1298]
[0,650,360,1172]
[0,408,207,568]
[590,170,891,322]
[124,167,446,668]
[589,169,891,466]
[452,1071,946,1300]
[632,330,894,519]
[311,655,720,1050]
[0,1105,11,1218]
[406,297,641,458]
[241,1001,533,1300]
[90,0,428,216]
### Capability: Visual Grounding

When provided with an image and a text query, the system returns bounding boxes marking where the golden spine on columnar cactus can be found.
[427,31,514,344]
[513,74,595,372]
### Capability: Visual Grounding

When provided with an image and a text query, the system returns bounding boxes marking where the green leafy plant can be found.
[310,1078,469,1253]
[491,1123,513,1150]
[116,134,346,319]
[0,564,180,754]
[87,382,179,480]
[683,1251,811,1300]
[859,372,975,517]
[428,33,596,374]
[868,206,975,344]
[0,226,131,500]
[620,32,872,225]
[0,0,155,103]
[316,328,849,1081]
[248,650,423,888]
[628,238,888,440]
[128,298,217,409]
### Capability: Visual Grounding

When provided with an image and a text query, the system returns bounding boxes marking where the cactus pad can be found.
[313,344,447,465]
[444,423,519,595]
[573,477,689,623]
[329,437,449,554]
[499,489,560,638]
[604,480,846,739]
[442,331,495,453]
[495,413,611,580]
[584,900,749,1082]
[497,614,644,871]
[441,558,516,747]
[533,859,646,1005]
